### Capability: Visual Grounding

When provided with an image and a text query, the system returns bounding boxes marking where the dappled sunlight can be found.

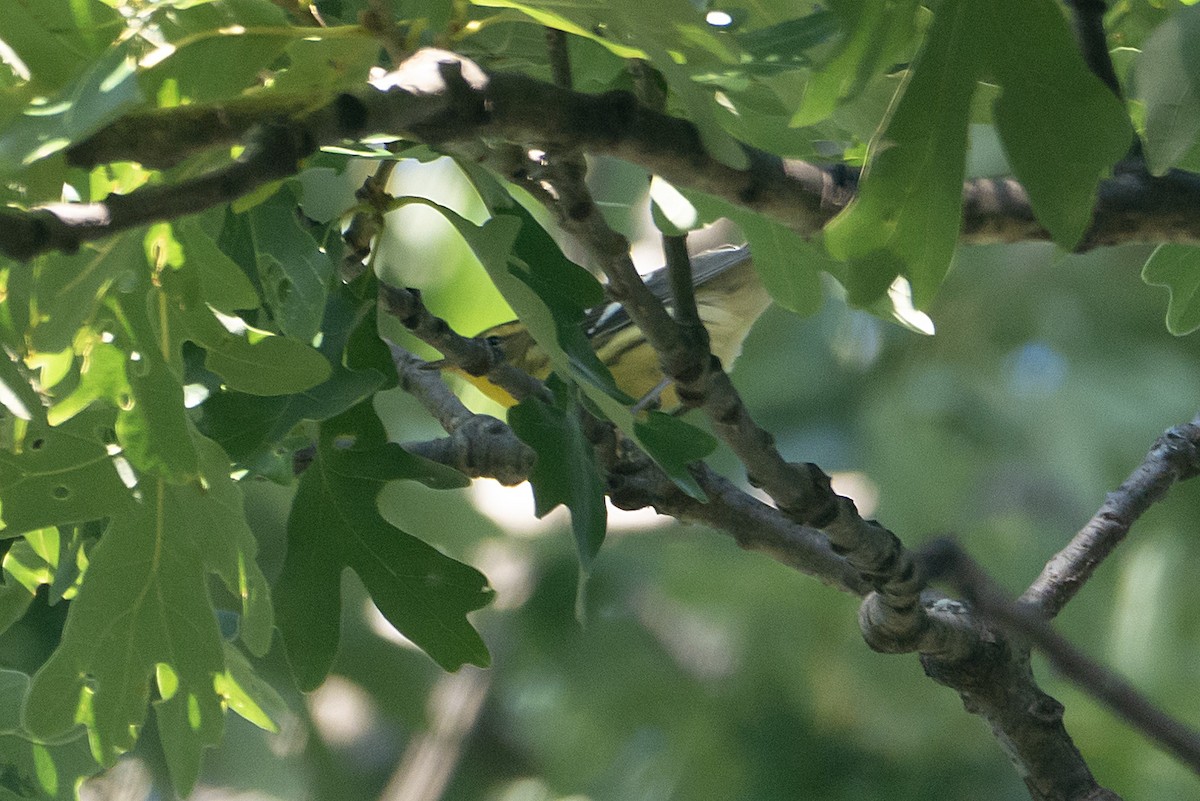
[632,590,739,680]
[469,479,673,536]
[307,675,384,751]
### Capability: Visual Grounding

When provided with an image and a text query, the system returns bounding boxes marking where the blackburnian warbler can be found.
[461,245,769,408]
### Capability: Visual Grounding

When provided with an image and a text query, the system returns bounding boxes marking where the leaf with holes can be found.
[0,410,132,536]
[274,401,490,690]
[241,187,335,342]
[23,435,271,796]
[26,232,144,354]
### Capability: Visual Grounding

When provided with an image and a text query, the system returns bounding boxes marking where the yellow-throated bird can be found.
[461,245,770,408]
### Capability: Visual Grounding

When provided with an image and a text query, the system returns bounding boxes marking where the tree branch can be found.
[1021,413,1200,618]
[925,538,1200,780]
[387,343,536,487]
[377,282,550,406]
[13,49,1200,263]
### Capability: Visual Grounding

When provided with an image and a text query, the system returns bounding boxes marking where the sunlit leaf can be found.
[198,285,388,465]
[791,0,920,128]
[23,435,271,795]
[0,411,131,535]
[823,0,977,307]
[407,194,715,497]
[155,261,332,396]
[27,233,144,354]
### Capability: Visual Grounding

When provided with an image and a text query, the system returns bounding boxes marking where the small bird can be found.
[460,245,770,408]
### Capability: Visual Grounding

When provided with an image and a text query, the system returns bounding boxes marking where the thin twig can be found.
[662,234,706,344]
[389,345,476,433]
[1021,413,1200,618]
[389,345,536,486]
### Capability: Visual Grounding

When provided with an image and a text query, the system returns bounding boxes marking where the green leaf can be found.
[0,411,132,535]
[394,197,623,402]
[0,353,41,425]
[633,410,717,486]
[684,189,826,316]
[0,731,99,801]
[174,219,260,313]
[0,582,33,639]
[0,41,142,179]
[27,232,144,354]
[214,644,289,734]
[1134,5,1200,175]
[198,285,388,465]
[244,187,335,342]
[984,0,1131,248]
[23,434,271,795]
[269,33,383,97]
[790,0,921,128]
[408,193,715,498]
[0,1,121,92]
[0,671,29,736]
[509,381,607,569]
[139,31,293,106]
[736,12,840,70]
[275,402,490,689]
[1142,244,1200,335]
[111,291,200,482]
[3,528,61,597]
[474,0,752,167]
[155,260,332,396]
[823,0,978,308]
[471,0,646,59]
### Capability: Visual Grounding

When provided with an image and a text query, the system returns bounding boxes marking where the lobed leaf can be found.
[0,410,132,535]
[1142,243,1200,335]
[274,401,490,690]
[198,284,389,465]
[984,0,1132,249]
[408,192,716,498]
[23,435,272,796]
[823,0,977,308]
[509,380,607,569]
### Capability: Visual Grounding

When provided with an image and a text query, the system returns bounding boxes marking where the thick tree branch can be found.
[12,49,1200,263]
[1022,413,1200,618]
[926,538,1200,780]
